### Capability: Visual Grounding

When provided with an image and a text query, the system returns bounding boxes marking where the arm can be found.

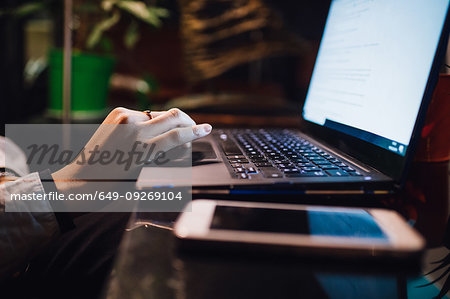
[0,173,59,279]
[0,107,211,279]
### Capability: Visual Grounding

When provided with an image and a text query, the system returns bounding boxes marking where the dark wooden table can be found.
[103,212,449,299]
[102,162,450,299]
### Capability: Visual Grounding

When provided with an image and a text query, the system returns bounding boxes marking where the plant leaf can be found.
[101,0,118,12]
[124,20,140,49]
[86,10,121,50]
[151,7,170,18]
[13,2,46,17]
[116,1,167,27]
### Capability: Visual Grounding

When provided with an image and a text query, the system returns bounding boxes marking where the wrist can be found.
[39,170,75,232]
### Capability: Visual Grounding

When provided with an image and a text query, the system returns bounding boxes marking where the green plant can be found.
[2,0,169,53]
[78,0,169,52]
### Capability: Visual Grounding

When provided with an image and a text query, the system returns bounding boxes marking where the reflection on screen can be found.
[303,0,449,155]
[211,206,388,241]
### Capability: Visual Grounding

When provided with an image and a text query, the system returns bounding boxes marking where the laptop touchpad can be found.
[192,141,218,165]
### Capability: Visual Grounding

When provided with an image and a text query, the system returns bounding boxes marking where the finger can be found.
[139,111,183,122]
[104,107,150,124]
[150,124,212,152]
[151,108,195,125]
[142,108,197,136]
[145,111,165,119]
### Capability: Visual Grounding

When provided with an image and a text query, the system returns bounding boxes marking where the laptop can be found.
[138,0,450,197]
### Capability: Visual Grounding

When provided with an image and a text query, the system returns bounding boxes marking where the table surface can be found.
[103,213,449,299]
[103,162,450,299]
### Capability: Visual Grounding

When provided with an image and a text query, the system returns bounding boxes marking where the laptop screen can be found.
[302,0,449,156]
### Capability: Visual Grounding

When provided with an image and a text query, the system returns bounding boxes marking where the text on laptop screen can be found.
[303,0,449,156]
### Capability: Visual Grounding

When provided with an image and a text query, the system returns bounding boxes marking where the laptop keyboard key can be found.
[235,167,245,173]
[229,159,249,164]
[301,166,321,172]
[260,168,283,178]
[297,163,315,167]
[320,164,339,170]
[327,158,341,163]
[349,171,363,176]
[326,169,350,176]
[252,159,268,163]
[255,162,273,167]
[313,160,332,165]
[227,155,246,159]
[272,159,291,164]
[246,167,257,173]
[307,156,322,160]
[239,173,249,179]
[248,154,264,159]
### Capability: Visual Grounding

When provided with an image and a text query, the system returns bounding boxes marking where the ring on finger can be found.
[143,110,152,120]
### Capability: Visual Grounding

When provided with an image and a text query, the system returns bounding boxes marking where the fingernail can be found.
[204,124,212,133]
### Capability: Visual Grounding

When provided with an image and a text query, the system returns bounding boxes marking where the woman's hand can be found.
[102,107,211,150]
[52,107,212,194]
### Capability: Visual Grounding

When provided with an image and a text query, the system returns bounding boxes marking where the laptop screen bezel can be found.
[300,4,450,186]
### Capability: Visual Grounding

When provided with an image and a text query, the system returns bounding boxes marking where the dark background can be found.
[0,0,331,135]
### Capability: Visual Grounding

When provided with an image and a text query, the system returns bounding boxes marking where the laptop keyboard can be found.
[218,129,363,179]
